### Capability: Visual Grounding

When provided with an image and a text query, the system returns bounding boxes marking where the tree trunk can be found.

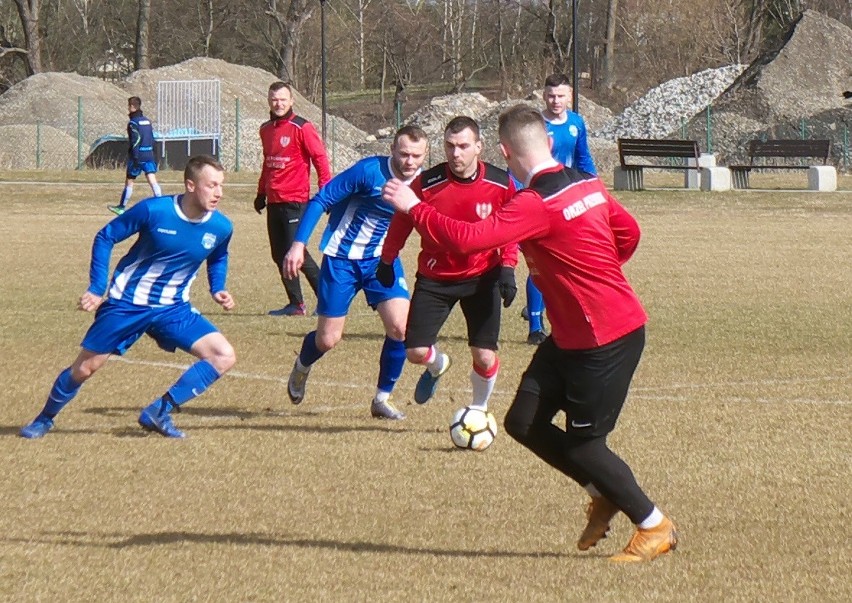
[12,0,42,75]
[135,0,151,70]
[269,0,314,85]
[601,0,618,91]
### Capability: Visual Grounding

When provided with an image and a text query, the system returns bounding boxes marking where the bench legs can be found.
[731,168,750,189]
[613,166,644,191]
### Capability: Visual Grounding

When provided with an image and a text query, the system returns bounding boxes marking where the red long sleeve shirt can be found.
[382,161,519,280]
[408,165,647,350]
[257,111,331,203]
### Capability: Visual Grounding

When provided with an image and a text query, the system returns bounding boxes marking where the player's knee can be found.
[208,342,236,374]
[503,401,534,443]
[472,349,496,370]
[315,330,341,352]
[385,322,405,341]
[406,347,428,364]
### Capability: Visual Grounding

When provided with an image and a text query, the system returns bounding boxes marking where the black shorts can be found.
[405,266,502,350]
[517,326,645,438]
[267,202,307,265]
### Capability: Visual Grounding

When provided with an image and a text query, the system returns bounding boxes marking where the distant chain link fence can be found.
[2,98,849,174]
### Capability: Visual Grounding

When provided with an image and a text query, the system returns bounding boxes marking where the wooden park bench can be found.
[616,138,701,191]
[730,139,831,189]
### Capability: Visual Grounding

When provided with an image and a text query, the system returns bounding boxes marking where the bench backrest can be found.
[618,138,700,166]
[748,139,831,163]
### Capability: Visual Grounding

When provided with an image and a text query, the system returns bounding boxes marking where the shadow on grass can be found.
[13,529,581,559]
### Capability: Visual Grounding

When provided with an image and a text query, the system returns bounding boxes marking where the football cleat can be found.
[287,360,310,404]
[138,408,186,438]
[20,417,55,439]
[527,330,547,345]
[610,516,678,562]
[577,496,620,551]
[268,303,307,316]
[413,353,452,404]
[370,398,405,420]
[107,205,126,216]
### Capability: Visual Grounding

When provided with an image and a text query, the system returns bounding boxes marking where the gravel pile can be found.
[595,65,747,141]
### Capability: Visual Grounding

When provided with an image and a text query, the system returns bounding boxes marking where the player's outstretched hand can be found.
[78,291,103,312]
[283,242,305,280]
[213,290,235,311]
[381,179,420,213]
[376,262,396,287]
[253,194,267,214]
[498,267,517,308]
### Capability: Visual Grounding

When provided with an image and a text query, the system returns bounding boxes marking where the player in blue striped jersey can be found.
[20,155,236,439]
[282,125,428,420]
[524,73,598,345]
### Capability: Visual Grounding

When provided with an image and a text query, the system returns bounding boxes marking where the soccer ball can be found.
[449,406,498,451]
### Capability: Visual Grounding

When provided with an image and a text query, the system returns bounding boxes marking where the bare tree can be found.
[135,0,151,70]
[12,0,42,74]
[601,0,618,90]
[265,0,316,84]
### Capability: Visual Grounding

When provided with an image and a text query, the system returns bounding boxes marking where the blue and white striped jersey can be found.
[89,195,232,306]
[544,111,597,175]
[295,156,418,260]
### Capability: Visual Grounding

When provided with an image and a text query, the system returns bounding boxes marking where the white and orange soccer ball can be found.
[449,406,498,451]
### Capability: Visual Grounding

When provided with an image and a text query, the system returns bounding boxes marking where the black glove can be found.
[497,267,517,308]
[253,193,267,214]
[376,262,396,288]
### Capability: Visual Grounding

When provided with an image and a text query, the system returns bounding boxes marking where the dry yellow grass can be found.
[0,173,849,602]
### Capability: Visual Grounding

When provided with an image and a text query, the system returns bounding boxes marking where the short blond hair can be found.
[497,105,549,153]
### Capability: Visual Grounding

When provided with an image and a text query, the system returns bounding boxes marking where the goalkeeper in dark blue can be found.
[21,155,236,439]
[109,96,163,215]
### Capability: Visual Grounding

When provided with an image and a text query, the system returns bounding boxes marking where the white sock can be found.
[121,184,133,205]
[294,358,311,373]
[470,369,496,410]
[638,507,664,529]
[425,347,446,376]
[152,183,162,197]
[374,390,390,403]
[585,484,602,498]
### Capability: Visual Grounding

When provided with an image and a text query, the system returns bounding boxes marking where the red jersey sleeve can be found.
[381,212,415,263]
[409,190,550,255]
[381,175,423,263]
[498,179,519,268]
[302,122,332,187]
[607,193,641,264]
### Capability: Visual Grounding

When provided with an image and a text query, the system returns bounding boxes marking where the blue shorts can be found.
[81,300,218,355]
[317,255,409,318]
[127,160,158,179]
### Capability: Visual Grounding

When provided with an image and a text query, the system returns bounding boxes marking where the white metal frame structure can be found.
[156,79,222,156]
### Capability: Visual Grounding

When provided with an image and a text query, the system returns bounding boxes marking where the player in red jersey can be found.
[255,81,331,316]
[382,105,677,563]
[379,116,518,411]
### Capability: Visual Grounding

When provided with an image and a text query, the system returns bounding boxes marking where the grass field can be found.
[0,172,850,602]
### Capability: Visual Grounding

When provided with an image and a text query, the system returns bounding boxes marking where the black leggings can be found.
[267,202,320,305]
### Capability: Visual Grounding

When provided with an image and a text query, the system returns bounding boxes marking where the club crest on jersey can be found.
[280,135,291,147]
[569,124,579,137]
[201,233,217,250]
[475,202,493,219]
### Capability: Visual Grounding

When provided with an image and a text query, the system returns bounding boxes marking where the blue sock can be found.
[377,336,406,393]
[526,276,545,332]
[299,331,325,367]
[157,359,221,408]
[36,367,82,421]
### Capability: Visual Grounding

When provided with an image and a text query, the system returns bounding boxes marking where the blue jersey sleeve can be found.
[89,203,149,295]
[294,161,368,244]
[206,233,231,294]
[573,119,597,175]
